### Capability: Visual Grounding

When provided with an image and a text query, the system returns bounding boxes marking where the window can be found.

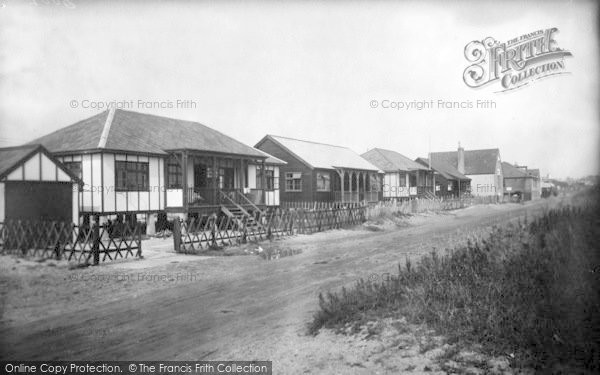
[257,166,276,190]
[167,161,182,189]
[448,182,453,191]
[285,172,302,192]
[115,161,149,191]
[398,172,407,187]
[63,161,82,180]
[316,172,330,191]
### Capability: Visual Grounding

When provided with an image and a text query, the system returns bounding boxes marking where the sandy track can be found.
[0,201,550,368]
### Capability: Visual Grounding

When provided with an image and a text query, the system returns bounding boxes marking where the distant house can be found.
[255,135,381,203]
[502,163,541,201]
[414,157,470,198]
[430,145,503,198]
[0,144,80,224]
[29,109,284,231]
[361,148,435,199]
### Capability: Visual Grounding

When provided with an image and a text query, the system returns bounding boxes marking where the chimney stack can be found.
[457,142,465,174]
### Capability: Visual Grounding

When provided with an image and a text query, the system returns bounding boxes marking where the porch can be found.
[165,150,269,213]
[333,169,380,203]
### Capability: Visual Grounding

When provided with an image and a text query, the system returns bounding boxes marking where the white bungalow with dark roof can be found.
[30,109,285,231]
[0,144,80,224]
[361,148,436,199]
[255,135,382,203]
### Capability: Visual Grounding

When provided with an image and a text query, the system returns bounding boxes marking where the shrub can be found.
[310,188,600,371]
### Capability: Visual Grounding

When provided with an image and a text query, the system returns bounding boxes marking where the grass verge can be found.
[309,188,600,372]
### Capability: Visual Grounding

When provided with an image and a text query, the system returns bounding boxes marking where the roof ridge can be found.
[98,107,116,148]
[269,134,351,150]
[0,144,39,151]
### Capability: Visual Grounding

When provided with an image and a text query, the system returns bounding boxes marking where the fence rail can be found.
[173,205,366,253]
[0,220,142,265]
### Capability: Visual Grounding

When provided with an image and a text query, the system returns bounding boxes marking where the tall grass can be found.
[310,188,600,371]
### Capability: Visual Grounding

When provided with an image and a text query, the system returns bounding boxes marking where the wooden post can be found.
[182,150,188,211]
[362,172,367,202]
[338,169,345,203]
[261,159,266,205]
[92,214,100,265]
[212,156,218,204]
[173,218,181,252]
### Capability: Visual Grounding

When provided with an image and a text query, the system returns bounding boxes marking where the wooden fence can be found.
[366,195,500,217]
[0,220,143,265]
[173,196,500,253]
[173,205,366,253]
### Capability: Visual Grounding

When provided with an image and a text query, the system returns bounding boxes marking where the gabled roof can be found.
[0,144,80,181]
[527,168,540,178]
[361,148,428,172]
[502,162,533,179]
[254,148,287,165]
[415,157,470,181]
[29,109,266,158]
[430,148,500,175]
[256,135,380,171]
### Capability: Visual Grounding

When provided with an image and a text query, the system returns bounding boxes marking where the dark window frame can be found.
[115,161,149,192]
[285,172,302,192]
[167,161,182,189]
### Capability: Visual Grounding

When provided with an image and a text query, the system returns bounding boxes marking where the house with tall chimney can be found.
[430,144,503,199]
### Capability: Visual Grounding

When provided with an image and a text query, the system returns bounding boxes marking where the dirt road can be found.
[0,201,554,371]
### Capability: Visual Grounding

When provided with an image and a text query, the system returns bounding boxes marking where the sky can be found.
[0,0,598,179]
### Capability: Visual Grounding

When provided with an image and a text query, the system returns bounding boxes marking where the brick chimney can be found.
[457,142,465,174]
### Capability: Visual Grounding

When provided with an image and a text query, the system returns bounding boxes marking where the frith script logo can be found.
[463,28,572,92]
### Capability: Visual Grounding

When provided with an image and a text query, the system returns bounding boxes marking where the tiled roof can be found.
[430,149,500,175]
[258,135,380,171]
[0,144,79,182]
[502,162,533,179]
[415,157,470,180]
[361,148,428,172]
[29,109,266,158]
[0,144,40,178]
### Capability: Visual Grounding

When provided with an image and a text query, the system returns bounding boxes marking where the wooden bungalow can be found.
[361,148,435,200]
[0,144,80,224]
[502,162,541,201]
[255,135,381,203]
[29,109,284,231]
[414,157,470,198]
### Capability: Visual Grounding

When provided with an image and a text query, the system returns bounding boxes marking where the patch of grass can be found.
[309,188,600,372]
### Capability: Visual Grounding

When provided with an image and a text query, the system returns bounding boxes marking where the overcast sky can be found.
[0,0,598,179]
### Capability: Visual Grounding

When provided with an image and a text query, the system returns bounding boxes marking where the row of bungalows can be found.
[1,109,542,231]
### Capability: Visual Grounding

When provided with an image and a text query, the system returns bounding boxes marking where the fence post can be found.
[92,214,100,265]
[173,219,181,252]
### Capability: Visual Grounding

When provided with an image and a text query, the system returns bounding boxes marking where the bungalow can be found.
[255,135,381,203]
[414,157,471,198]
[430,145,503,199]
[29,108,284,231]
[0,144,80,224]
[361,148,435,200]
[502,162,541,201]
